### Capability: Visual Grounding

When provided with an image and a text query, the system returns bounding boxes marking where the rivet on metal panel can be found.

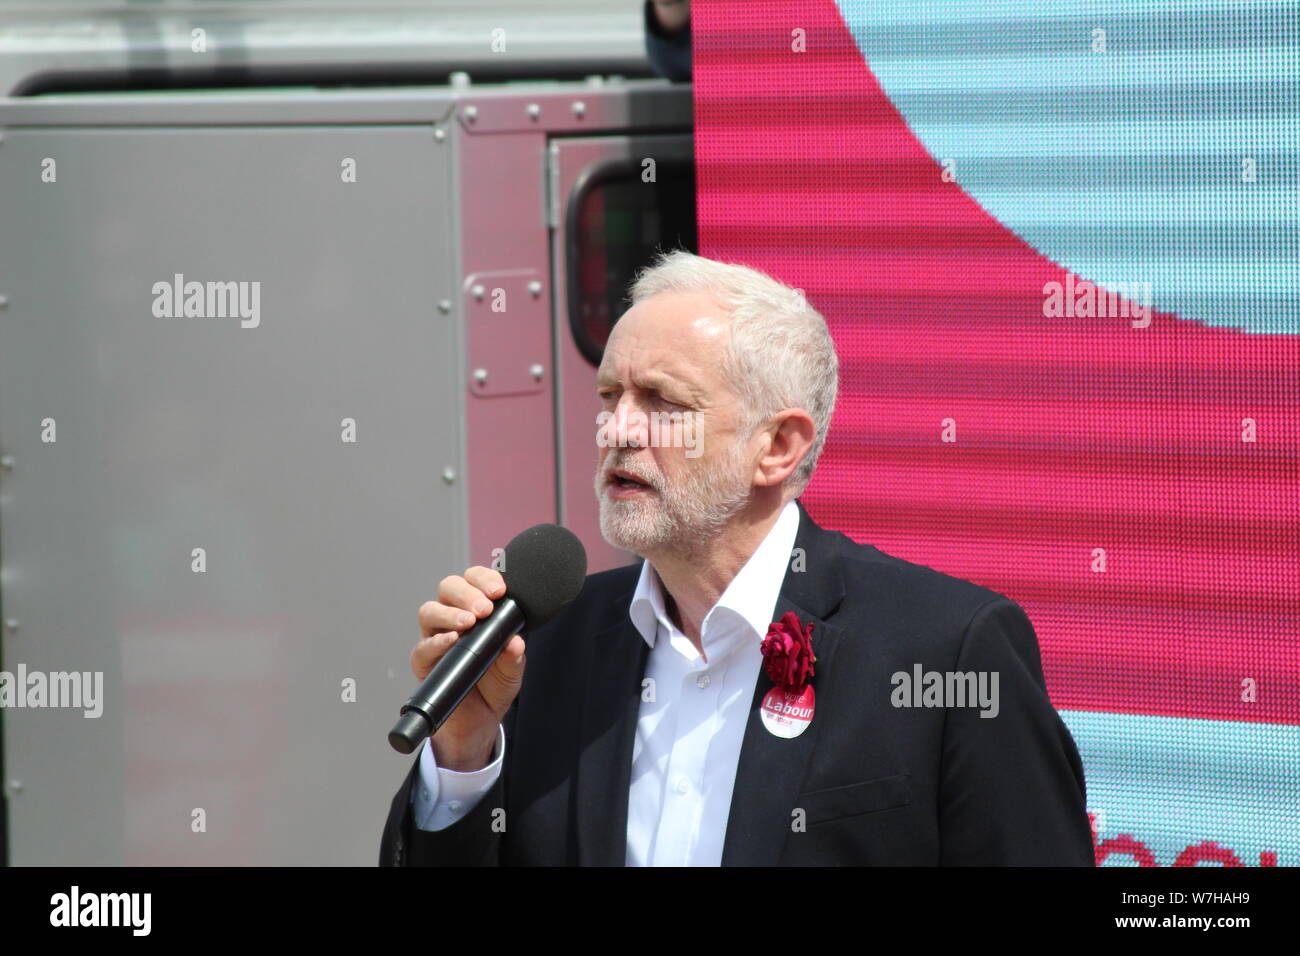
[463,105,478,122]
[4,780,21,798]
[584,75,605,87]
[0,454,14,471]
[433,127,446,143]
[529,364,545,381]
[471,285,485,301]
[3,618,18,635]
[437,299,452,314]
[0,293,9,308]
[572,101,587,118]
[473,368,488,385]
[441,467,456,484]
[450,71,471,88]
[526,103,541,120]
[527,281,543,297]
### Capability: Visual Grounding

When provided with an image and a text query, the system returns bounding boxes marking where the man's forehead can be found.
[600,297,729,380]
[622,292,727,336]
[596,335,693,380]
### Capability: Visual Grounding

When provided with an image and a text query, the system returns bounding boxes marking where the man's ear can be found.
[752,409,816,488]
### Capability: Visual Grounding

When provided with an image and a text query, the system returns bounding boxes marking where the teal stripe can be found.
[837,0,1300,333]
[1061,710,1300,867]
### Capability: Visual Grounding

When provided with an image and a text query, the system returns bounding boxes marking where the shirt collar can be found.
[628,498,802,653]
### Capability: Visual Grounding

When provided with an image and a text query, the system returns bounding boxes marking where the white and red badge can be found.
[760,683,816,739]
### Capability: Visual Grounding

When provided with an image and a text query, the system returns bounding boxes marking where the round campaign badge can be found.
[760,683,816,739]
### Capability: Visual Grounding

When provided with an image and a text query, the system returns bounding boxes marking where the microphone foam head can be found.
[501,523,588,630]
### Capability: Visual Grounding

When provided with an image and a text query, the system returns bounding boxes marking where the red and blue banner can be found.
[695,0,1299,865]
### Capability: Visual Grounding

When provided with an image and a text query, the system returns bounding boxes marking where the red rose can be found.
[760,611,816,690]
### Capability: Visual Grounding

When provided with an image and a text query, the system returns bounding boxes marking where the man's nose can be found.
[604,394,648,449]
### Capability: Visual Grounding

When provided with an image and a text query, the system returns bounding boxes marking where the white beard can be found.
[596,441,752,558]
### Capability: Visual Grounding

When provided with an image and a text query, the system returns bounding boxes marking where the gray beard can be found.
[595,443,752,558]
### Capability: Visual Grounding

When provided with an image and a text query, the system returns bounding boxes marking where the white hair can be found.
[627,250,839,497]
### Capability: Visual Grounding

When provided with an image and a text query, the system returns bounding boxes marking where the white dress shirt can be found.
[411,498,801,866]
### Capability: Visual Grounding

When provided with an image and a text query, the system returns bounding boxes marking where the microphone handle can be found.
[388,596,526,754]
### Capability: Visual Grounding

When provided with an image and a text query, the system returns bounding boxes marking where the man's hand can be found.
[412,566,525,772]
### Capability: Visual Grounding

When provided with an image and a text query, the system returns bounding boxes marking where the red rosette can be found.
[760,611,816,691]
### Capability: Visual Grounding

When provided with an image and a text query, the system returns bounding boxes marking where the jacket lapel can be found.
[721,499,847,865]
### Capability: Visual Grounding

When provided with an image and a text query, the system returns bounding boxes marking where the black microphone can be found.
[388,523,588,754]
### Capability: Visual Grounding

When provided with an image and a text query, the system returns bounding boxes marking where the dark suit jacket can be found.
[380,499,1095,865]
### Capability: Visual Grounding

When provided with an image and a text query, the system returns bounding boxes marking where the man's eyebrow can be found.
[596,372,686,395]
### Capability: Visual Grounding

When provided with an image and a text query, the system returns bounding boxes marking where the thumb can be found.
[497,634,526,677]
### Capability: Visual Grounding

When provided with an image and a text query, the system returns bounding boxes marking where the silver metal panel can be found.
[0,89,458,126]
[0,78,689,129]
[0,79,693,864]
[0,1,651,97]
[0,121,463,864]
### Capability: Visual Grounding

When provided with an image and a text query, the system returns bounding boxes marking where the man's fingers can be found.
[410,631,458,679]
[500,634,526,665]
[489,636,526,686]
[464,565,507,601]
[422,568,506,639]
[438,572,495,619]
[418,599,477,637]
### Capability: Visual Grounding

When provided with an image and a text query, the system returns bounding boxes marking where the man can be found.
[379,251,1095,866]
[645,0,692,82]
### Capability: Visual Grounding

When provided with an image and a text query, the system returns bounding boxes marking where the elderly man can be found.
[379,251,1094,866]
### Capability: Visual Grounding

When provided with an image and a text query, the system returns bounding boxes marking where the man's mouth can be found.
[609,469,655,491]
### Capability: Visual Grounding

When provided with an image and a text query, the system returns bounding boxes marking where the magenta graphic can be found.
[693,0,1300,865]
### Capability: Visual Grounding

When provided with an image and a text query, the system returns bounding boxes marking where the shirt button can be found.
[674,777,690,795]
[696,674,710,689]
[448,800,462,812]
